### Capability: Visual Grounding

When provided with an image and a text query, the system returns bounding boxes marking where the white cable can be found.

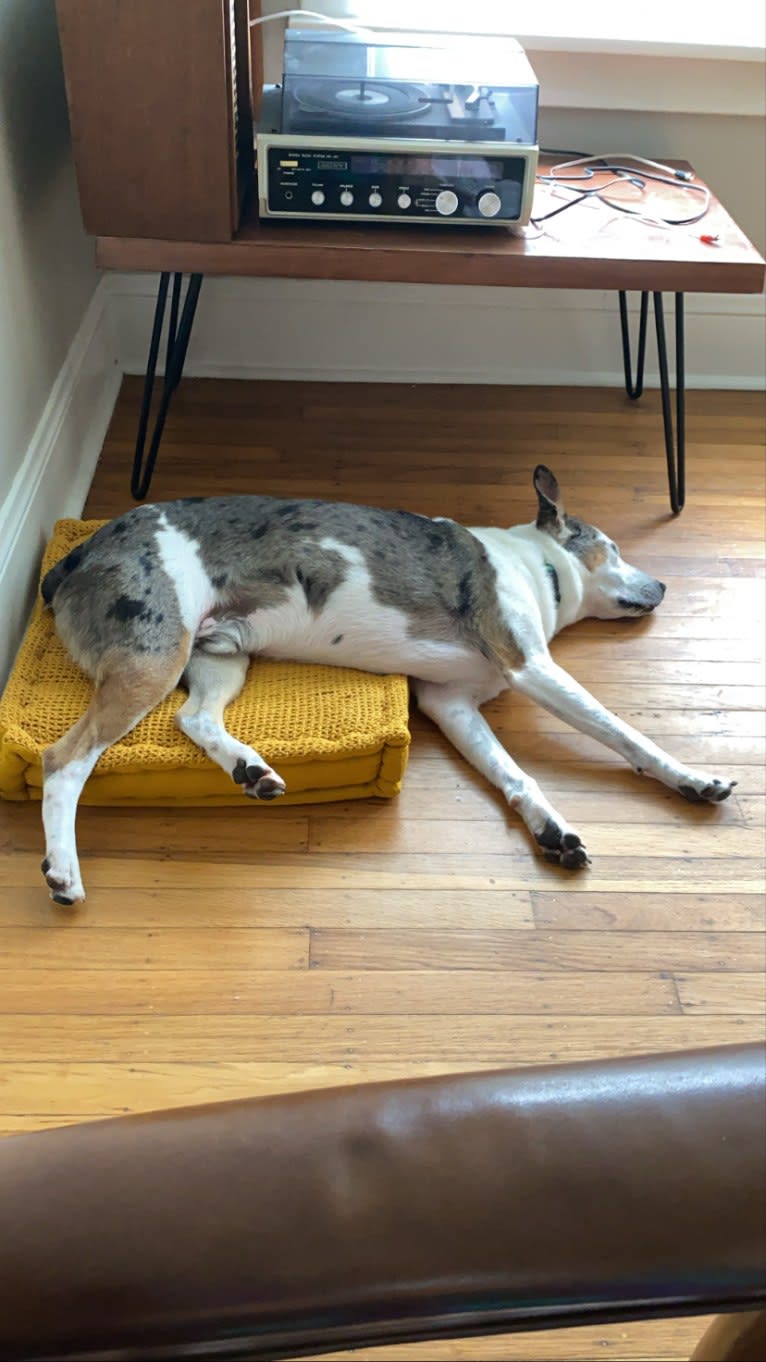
[547,153,692,183]
[249,9,372,36]
[551,152,695,182]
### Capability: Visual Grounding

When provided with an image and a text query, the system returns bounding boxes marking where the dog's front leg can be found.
[510,655,736,803]
[414,681,589,869]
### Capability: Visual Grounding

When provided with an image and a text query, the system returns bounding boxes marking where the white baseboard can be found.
[0,279,122,687]
[109,275,766,389]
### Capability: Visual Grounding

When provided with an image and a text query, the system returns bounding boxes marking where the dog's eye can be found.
[609,541,618,553]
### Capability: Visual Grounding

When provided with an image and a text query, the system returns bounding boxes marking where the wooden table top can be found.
[96,159,765,293]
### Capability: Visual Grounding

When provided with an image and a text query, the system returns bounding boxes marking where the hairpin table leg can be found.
[131,272,204,501]
[653,292,686,514]
[618,290,686,514]
[619,289,649,399]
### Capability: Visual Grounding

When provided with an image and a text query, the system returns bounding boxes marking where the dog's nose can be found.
[658,581,666,596]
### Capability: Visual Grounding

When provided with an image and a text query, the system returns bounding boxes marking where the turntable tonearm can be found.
[256,29,539,227]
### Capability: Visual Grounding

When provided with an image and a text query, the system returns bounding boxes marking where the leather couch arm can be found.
[0,1043,764,1361]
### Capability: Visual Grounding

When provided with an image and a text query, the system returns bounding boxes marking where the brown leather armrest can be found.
[1,1043,764,1361]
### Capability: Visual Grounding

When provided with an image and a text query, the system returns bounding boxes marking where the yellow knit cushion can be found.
[0,520,411,806]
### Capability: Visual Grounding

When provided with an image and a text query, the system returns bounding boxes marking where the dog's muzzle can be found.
[618,580,666,614]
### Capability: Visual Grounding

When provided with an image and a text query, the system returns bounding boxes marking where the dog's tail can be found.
[41,544,84,607]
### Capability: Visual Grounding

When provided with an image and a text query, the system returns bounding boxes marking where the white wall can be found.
[0,0,119,685]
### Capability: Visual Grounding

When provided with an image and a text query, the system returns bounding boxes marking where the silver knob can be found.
[368,190,383,208]
[310,189,326,206]
[477,189,502,218]
[435,189,459,216]
[340,189,354,207]
[397,191,412,209]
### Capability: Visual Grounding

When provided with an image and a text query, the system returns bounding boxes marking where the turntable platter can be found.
[293,79,431,123]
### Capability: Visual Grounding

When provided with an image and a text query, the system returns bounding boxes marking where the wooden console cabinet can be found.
[55,0,258,242]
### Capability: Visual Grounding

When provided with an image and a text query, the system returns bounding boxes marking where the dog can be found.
[39,465,734,904]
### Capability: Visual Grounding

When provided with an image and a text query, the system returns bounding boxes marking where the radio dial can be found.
[397,192,412,210]
[310,189,326,206]
[477,189,502,218]
[368,190,383,208]
[339,189,354,207]
[435,189,459,217]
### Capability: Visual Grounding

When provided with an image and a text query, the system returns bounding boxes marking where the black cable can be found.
[532,165,710,229]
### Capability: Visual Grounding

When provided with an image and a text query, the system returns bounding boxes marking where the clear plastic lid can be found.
[281,29,538,145]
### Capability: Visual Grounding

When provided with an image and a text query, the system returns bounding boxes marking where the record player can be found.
[256,29,539,227]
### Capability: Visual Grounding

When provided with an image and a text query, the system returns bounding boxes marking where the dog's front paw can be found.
[232,758,286,801]
[41,854,85,905]
[535,820,591,870]
[678,776,737,804]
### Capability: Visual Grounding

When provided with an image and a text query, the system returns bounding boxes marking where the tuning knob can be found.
[477,189,502,218]
[435,189,459,216]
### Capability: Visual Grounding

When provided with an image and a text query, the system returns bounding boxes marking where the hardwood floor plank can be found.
[317,786,754,828]
[0,927,309,971]
[308,817,756,858]
[531,892,765,932]
[676,973,766,1014]
[0,887,534,931]
[402,759,762,797]
[2,850,763,893]
[527,661,764,684]
[0,1014,759,1063]
[0,969,678,1017]
[2,851,764,896]
[0,806,309,856]
[301,1316,715,1361]
[309,930,763,973]
[475,707,762,736]
[0,1062,526,1120]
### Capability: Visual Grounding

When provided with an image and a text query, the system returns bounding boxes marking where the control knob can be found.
[310,189,326,206]
[340,189,354,207]
[435,189,459,217]
[477,189,502,218]
[368,190,383,208]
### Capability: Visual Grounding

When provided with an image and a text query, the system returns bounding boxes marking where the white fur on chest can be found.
[470,524,583,644]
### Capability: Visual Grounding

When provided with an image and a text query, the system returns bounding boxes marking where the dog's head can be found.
[532,465,666,619]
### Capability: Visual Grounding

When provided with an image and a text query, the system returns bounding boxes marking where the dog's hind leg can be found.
[42,646,190,904]
[177,651,286,801]
[414,680,589,869]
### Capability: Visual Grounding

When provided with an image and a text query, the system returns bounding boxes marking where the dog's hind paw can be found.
[232,758,286,801]
[678,776,737,804]
[535,820,591,871]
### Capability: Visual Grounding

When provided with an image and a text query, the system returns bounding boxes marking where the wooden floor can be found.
[2,379,765,1361]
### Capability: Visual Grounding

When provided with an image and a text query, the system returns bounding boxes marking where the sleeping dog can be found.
[40,465,734,903]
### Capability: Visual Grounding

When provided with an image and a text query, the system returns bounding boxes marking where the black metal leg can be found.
[617,290,686,515]
[619,289,649,399]
[165,272,182,389]
[652,292,686,515]
[131,271,203,500]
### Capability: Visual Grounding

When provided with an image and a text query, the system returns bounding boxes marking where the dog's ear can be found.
[533,465,565,534]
